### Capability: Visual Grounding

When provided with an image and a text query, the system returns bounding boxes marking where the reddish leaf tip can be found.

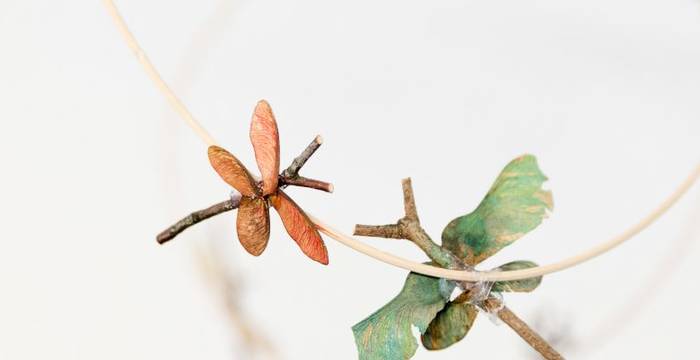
[317,252,329,265]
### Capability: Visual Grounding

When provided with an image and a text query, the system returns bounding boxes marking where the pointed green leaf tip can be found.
[442,154,553,265]
[352,270,455,360]
[491,260,542,293]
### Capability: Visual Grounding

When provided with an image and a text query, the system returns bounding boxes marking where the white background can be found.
[1,0,699,359]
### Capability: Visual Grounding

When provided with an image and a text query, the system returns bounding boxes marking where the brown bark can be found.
[482,297,565,360]
[157,196,240,244]
[354,224,403,239]
[281,135,323,178]
[279,176,333,193]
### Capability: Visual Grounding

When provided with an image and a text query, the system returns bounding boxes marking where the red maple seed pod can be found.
[208,100,329,265]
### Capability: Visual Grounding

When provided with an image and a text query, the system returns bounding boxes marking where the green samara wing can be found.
[442,155,553,265]
[421,299,478,350]
[491,260,543,293]
[352,271,455,360]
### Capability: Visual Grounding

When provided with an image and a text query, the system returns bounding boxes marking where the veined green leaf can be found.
[491,260,542,293]
[442,155,553,265]
[352,271,455,360]
[421,298,478,351]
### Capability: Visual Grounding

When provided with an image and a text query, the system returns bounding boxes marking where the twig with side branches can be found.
[354,178,564,360]
[157,135,330,244]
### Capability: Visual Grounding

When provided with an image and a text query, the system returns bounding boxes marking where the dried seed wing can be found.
[250,100,280,195]
[270,191,328,265]
[208,145,260,197]
[236,196,270,256]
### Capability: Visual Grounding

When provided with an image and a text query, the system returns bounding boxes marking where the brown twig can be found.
[402,178,419,222]
[482,297,564,360]
[157,136,330,244]
[279,135,331,193]
[354,177,459,268]
[354,178,564,360]
[279,175,333,193]
[354,224,403,239]
[157,196,241,244]
[282,135,323,178]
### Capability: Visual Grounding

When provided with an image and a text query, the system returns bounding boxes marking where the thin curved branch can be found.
[102,0,217,146]
[312,164,698,281]
[104,0,700,282]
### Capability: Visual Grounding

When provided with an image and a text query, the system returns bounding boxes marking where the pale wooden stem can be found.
[103,0,217,147]
[104,0,700,283]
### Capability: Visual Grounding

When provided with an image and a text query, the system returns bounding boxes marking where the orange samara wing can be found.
[250,100,280,196]
[236,196,270,256]
[208,145,260,197]
[270,190,328,265]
